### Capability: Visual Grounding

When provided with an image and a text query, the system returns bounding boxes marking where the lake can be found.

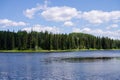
[0,50,120,80]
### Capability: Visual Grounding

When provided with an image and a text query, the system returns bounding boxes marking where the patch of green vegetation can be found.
[0,48,120,53]
[0,31,120,51]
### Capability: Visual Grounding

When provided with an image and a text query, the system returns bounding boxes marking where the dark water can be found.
[0,50,120,80]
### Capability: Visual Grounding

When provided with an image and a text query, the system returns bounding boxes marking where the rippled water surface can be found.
[0,50,120,80]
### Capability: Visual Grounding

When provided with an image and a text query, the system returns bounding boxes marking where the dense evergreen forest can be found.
[0,30,120,50]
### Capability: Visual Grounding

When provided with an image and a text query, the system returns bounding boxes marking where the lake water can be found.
[0,50,120,80]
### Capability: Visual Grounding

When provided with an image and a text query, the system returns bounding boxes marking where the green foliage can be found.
[0,31,120,50]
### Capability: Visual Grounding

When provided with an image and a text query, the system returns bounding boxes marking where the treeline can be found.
[0,30,120,50]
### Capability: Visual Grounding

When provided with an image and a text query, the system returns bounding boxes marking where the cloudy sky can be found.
[0,0,120,39]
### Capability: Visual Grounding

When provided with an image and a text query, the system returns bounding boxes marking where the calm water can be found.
[0,50,120,80]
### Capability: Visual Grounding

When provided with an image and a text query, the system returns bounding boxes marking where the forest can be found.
[0,30,120,50]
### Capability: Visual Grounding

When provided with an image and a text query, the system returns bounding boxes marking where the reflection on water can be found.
[44,56,118,63]
[0,50,120,80]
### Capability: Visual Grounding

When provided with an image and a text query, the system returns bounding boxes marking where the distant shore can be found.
[0,49,119,53]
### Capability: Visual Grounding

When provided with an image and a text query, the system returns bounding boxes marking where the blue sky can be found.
[0,0,120,39]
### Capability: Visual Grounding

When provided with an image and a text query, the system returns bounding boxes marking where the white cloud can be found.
[24,2,120,25]
[23,5,42,19]
[72,28,81,32]
[0,19,28,27]
[41,8,120,24]
[41,6,80,22]
[73,27,120,39]
[82,10,120,24]
[64,21,74,27]
[106,24,118,29]
[23,0,48,19]
[81,27,91,32]
[22,24,60,33]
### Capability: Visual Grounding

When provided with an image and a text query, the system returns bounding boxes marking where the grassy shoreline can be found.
[0,49,119,53]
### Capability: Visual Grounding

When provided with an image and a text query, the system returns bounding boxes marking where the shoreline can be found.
[0,49,120,53]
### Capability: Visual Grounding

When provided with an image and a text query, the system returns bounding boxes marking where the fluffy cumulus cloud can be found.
[40,7,120,24]
[0,19,28,27]
[63,21,74,26]
[22,24,60,33]
[73,27,120,39]
[41,6,80,22]
[24,2,120,25]
[23,0,48,19]
[23,5,43,19]
[81,10,120,24]
[106,24,118,29]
